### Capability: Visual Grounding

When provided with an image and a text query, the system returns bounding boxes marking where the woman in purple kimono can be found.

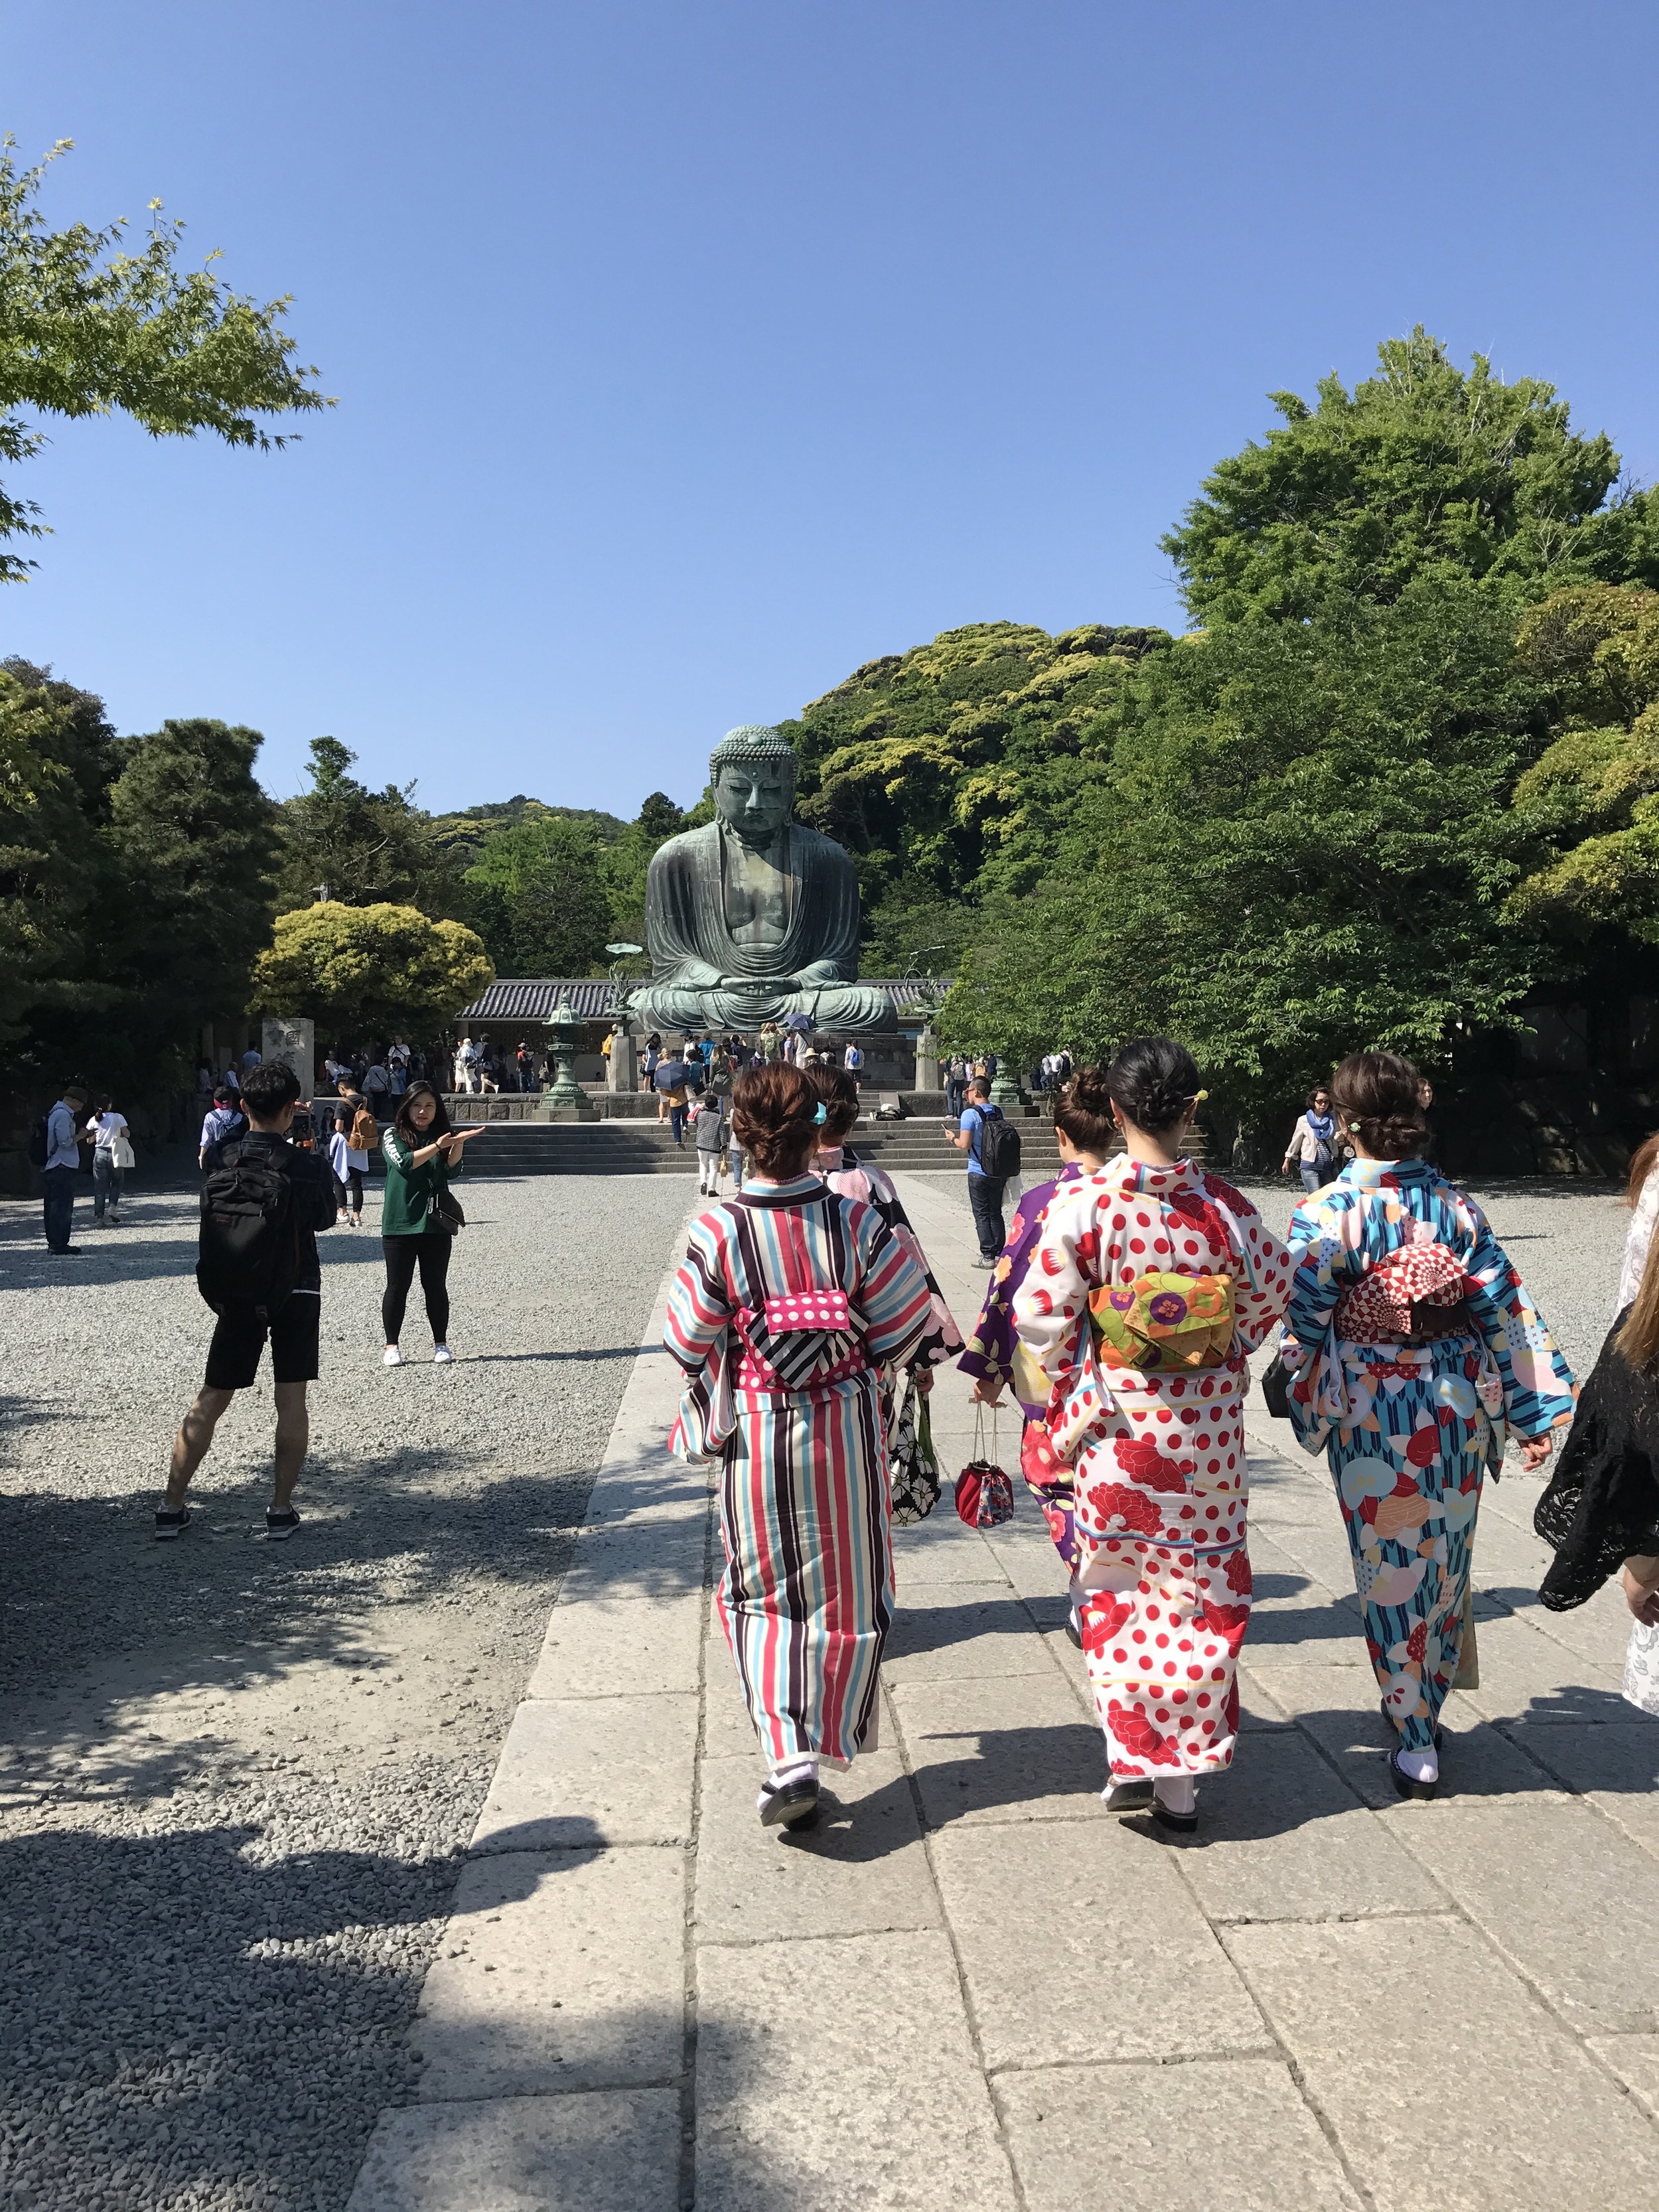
[957,1068,1116,1641]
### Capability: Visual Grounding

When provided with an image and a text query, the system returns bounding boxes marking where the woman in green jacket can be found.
[380,1082,484,1367]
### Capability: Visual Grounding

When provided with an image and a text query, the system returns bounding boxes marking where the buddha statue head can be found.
[709,725,798,849]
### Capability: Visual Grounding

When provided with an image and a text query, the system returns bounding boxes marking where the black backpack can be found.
[197,1140,299,1320]
[27,1116,50,1169]
[975,1105,1022,1179]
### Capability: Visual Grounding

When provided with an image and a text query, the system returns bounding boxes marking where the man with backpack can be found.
[157,1059,342,1542]
[34,1084,88,1254]
[199,1084,248,1168]
[944,1076,1021,1267]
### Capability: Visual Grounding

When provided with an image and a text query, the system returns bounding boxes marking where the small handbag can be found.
[889,1378,942,1525]
[1262,1341,1293,1418]
[429,1182,466,1234]
[955,1404,1015,1528]
[111,1132,136,1171]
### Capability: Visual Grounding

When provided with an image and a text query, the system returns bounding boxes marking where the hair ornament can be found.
[1192,1089,1208,1102]
[812,1102,828,1124]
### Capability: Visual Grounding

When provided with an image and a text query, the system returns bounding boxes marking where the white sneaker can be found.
[433,1344,456,1364]
[382,1346,404,1367]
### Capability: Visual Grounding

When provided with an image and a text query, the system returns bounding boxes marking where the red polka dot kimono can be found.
[1011,1157,1293,1779]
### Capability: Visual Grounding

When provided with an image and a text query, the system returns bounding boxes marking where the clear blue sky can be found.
[6,1,1657,814]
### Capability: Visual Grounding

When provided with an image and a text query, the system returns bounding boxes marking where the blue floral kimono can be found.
[1283,1159,1577,1752]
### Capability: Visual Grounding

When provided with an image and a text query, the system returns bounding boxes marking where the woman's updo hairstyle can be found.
[731,1063,821,1179]
[1329,1050,1427,1160]
[1053,1065,1116,1155]
[1105,1037,1202,1138]
[806,1064,860,1143]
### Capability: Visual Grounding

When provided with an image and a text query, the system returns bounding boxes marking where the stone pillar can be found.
[914,1025,938,1092]
[607,1025,638,1094]
[261,1016,315,1101]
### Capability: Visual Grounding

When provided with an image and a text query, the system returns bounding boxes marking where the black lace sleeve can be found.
[1535,1320,1659,1610]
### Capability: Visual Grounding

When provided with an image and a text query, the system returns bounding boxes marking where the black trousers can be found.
[382,1233,452,1344]
[968,1172,1009,1260]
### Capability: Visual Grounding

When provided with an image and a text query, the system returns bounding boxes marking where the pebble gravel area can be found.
[0,1169,695,2212]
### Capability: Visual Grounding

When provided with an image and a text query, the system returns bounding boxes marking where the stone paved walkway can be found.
[348,1171,1659,2212]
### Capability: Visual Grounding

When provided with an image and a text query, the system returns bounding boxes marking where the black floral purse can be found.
[889,1378,942,1525]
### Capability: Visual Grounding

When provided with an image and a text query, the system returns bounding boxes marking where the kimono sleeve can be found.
[1011,1188,1110,1460]
[1202,1175,1293,1351]
[854,1215,936,1368]
[664,1215,737,1460]
[1461,1199,1578,1437]
[864,1165,964,1364]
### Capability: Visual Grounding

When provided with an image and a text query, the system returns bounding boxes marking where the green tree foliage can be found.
[0,139,328,579]
[253,901,492,1038]
[0,667,280,1092]
[275,736,457,915]
[99,718,279,1059]
[0,660,113,1054]
[939,581,1553,1125]
[1163,328,1659,626]
[785,620,1173,920]
[463,814,616,976]
[1508,585,1659,940]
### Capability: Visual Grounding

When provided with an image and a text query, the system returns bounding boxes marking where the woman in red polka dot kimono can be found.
[1013,1037,1293,1831]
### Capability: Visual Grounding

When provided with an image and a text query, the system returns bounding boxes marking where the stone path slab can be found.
[349,1169,1659,2209]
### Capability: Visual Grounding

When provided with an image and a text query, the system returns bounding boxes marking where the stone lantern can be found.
[543,999,597,1121]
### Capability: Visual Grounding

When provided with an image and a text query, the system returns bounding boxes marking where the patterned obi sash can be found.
[1333,1241,1475,1347]
[733,1290,869,1395]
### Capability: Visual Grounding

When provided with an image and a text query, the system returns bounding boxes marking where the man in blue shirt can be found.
[199,1086,248,1169]
[944,1076,1009,1267]
[42,1084,88,1254]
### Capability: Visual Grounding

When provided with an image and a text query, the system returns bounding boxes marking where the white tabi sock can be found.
[1153,1775,1197,1816]
[1396,1747,1439,1784]
[764,1757,818,1793]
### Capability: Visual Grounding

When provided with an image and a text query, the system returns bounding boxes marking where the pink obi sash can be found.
[732,1290,867,1394]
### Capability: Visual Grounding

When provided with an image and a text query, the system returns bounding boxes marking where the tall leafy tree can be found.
[464,814,614,976]
[98,717,279,1065]
[1163,328,1659,626]
[940,579,1555,1127]
[276,735,456,913]
[1508,585,1659,939]
[0,139,328,579]
[0,659,119,1074]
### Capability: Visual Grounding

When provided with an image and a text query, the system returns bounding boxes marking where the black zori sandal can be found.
[758,1774,820,1830]
[1390,1749,1439,1801]
[1151,1799,1199,1834]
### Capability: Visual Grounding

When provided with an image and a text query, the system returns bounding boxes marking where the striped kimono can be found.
[665,1173,936,1766]
[1013,1157,1293,1779]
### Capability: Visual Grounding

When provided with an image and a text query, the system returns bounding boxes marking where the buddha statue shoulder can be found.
[630,725,892,1036]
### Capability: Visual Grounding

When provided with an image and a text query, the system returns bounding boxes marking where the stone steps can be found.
[453,1118,1068,1179]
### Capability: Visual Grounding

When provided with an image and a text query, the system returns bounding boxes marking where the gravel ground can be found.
[0,1171,695,2212]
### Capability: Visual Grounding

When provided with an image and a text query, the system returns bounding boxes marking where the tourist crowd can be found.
[33,1021,1659,1838]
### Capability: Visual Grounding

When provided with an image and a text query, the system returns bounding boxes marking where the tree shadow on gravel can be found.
[1,1433,715,1787]
[0,1820,464,2212]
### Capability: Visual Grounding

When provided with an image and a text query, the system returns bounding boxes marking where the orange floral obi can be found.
[1087,1271,1236,1371]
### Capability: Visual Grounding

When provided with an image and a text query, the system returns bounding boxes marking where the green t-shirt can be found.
[380,1124,461,1235]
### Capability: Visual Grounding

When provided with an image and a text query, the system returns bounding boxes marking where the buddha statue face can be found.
[711,750,796,848]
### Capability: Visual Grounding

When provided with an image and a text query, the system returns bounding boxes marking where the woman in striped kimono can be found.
[808,1064,962,1374]
[665,1063,936,1830]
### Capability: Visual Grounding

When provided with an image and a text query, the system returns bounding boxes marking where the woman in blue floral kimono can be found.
[1281,1051,1577,1799]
